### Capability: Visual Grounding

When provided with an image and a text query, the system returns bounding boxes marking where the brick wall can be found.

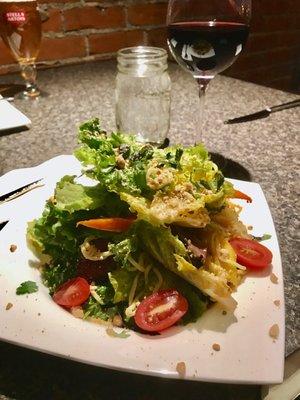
[0,0,299,93]
[0,0,169,74]
[225,0,300,93]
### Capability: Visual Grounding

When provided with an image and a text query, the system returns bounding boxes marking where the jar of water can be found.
[116,46,171,145]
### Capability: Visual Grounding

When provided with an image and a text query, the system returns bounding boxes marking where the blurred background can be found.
[0,0,299,94]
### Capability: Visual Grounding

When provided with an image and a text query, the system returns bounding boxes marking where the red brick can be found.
[128,3,167,26]
[263,15,290,32]
[0,39,15,64]
[287,0,300,13]
[268,77,296,93]
[251,15,265,32]
[246,33,280,53]
[288,14,300,29]
[42,9,62,33]
[89,30,143,55]
[255,0,284,15]
[38,0,77,3]
[228,60,294,84]
[0,65,18,75]
[227,53,265,73]
[266,47,294,65]
[278,30,300,47]
[146,27,168,49]
[64,6,125,31]
[228,47,297,76]
[37,36,86,61]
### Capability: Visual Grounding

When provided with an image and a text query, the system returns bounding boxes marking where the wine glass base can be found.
[210,152,252,181]
[15,89,49,100]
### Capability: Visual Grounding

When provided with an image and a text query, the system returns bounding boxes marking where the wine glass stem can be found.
[20,62,40,97]
[196,78,211,141]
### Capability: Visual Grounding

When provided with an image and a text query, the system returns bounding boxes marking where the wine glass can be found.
[0,0,43,99]
[166,0,251,149]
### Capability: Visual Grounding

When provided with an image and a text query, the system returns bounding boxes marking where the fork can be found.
[0,178,44,205]
[0,220,9,231]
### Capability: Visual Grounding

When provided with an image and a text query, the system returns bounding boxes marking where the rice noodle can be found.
[152,267,163,293]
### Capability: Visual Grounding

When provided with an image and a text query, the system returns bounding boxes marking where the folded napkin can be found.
[0,95,31,131]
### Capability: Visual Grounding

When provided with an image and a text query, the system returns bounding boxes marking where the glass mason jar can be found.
[116,46,171,145]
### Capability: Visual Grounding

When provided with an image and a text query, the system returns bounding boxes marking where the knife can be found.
[225,99,300,124]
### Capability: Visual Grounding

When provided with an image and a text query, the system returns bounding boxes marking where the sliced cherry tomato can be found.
[229,237,273,270]
[134,289,188,332]
[53,277,90,308]
[76,217,136,232]
[231,190,252,203]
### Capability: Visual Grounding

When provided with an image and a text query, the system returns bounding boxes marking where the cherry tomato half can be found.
[53,277,90,308]
[229,237,273,270]
[134,289,188,332]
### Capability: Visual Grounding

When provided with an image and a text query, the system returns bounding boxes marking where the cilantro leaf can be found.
[16,281,38,295]
[253,233,272,242]
[106,327,130,339]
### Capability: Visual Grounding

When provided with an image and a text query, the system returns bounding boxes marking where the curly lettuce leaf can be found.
[27,176,129,268]
[41,263,77,294]
[74,119,235,226]
[75,118,152,196]
[108,237,138,270]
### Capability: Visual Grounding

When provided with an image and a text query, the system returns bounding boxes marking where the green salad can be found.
[27,118,256,334]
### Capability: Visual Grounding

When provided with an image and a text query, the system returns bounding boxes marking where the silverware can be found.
[225,99,300,124]
[0,178,44,205]
[0,220,9,231]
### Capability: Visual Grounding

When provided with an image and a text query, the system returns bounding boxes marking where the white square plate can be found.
[0,96,31,131]
[0,155,285,384]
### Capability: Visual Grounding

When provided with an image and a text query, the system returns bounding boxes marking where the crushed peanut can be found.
[49,196,57,205]
[9,244,17,253]
[270,273,278,284]
[70,306,84,319]
[116,154,126,169]
[5,302,13,310]
[112,314,123,327]
[212,343,221,351]
[176,361,186,377]
[269,324,279,339]
[273,300,280,307]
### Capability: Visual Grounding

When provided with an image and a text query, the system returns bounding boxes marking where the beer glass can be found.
[0,0,42,98]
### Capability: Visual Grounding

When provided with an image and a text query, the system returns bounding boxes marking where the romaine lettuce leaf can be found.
[136,221,237,309]
[108,269,137,303]
[54,176,104,213]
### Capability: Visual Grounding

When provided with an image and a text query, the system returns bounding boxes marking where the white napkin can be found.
[0,95,31,131]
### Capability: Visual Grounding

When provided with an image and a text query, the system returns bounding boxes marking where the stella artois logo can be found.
[5,11,26,25]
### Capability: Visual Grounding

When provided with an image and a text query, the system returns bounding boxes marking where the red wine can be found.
[167,21,249,78]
